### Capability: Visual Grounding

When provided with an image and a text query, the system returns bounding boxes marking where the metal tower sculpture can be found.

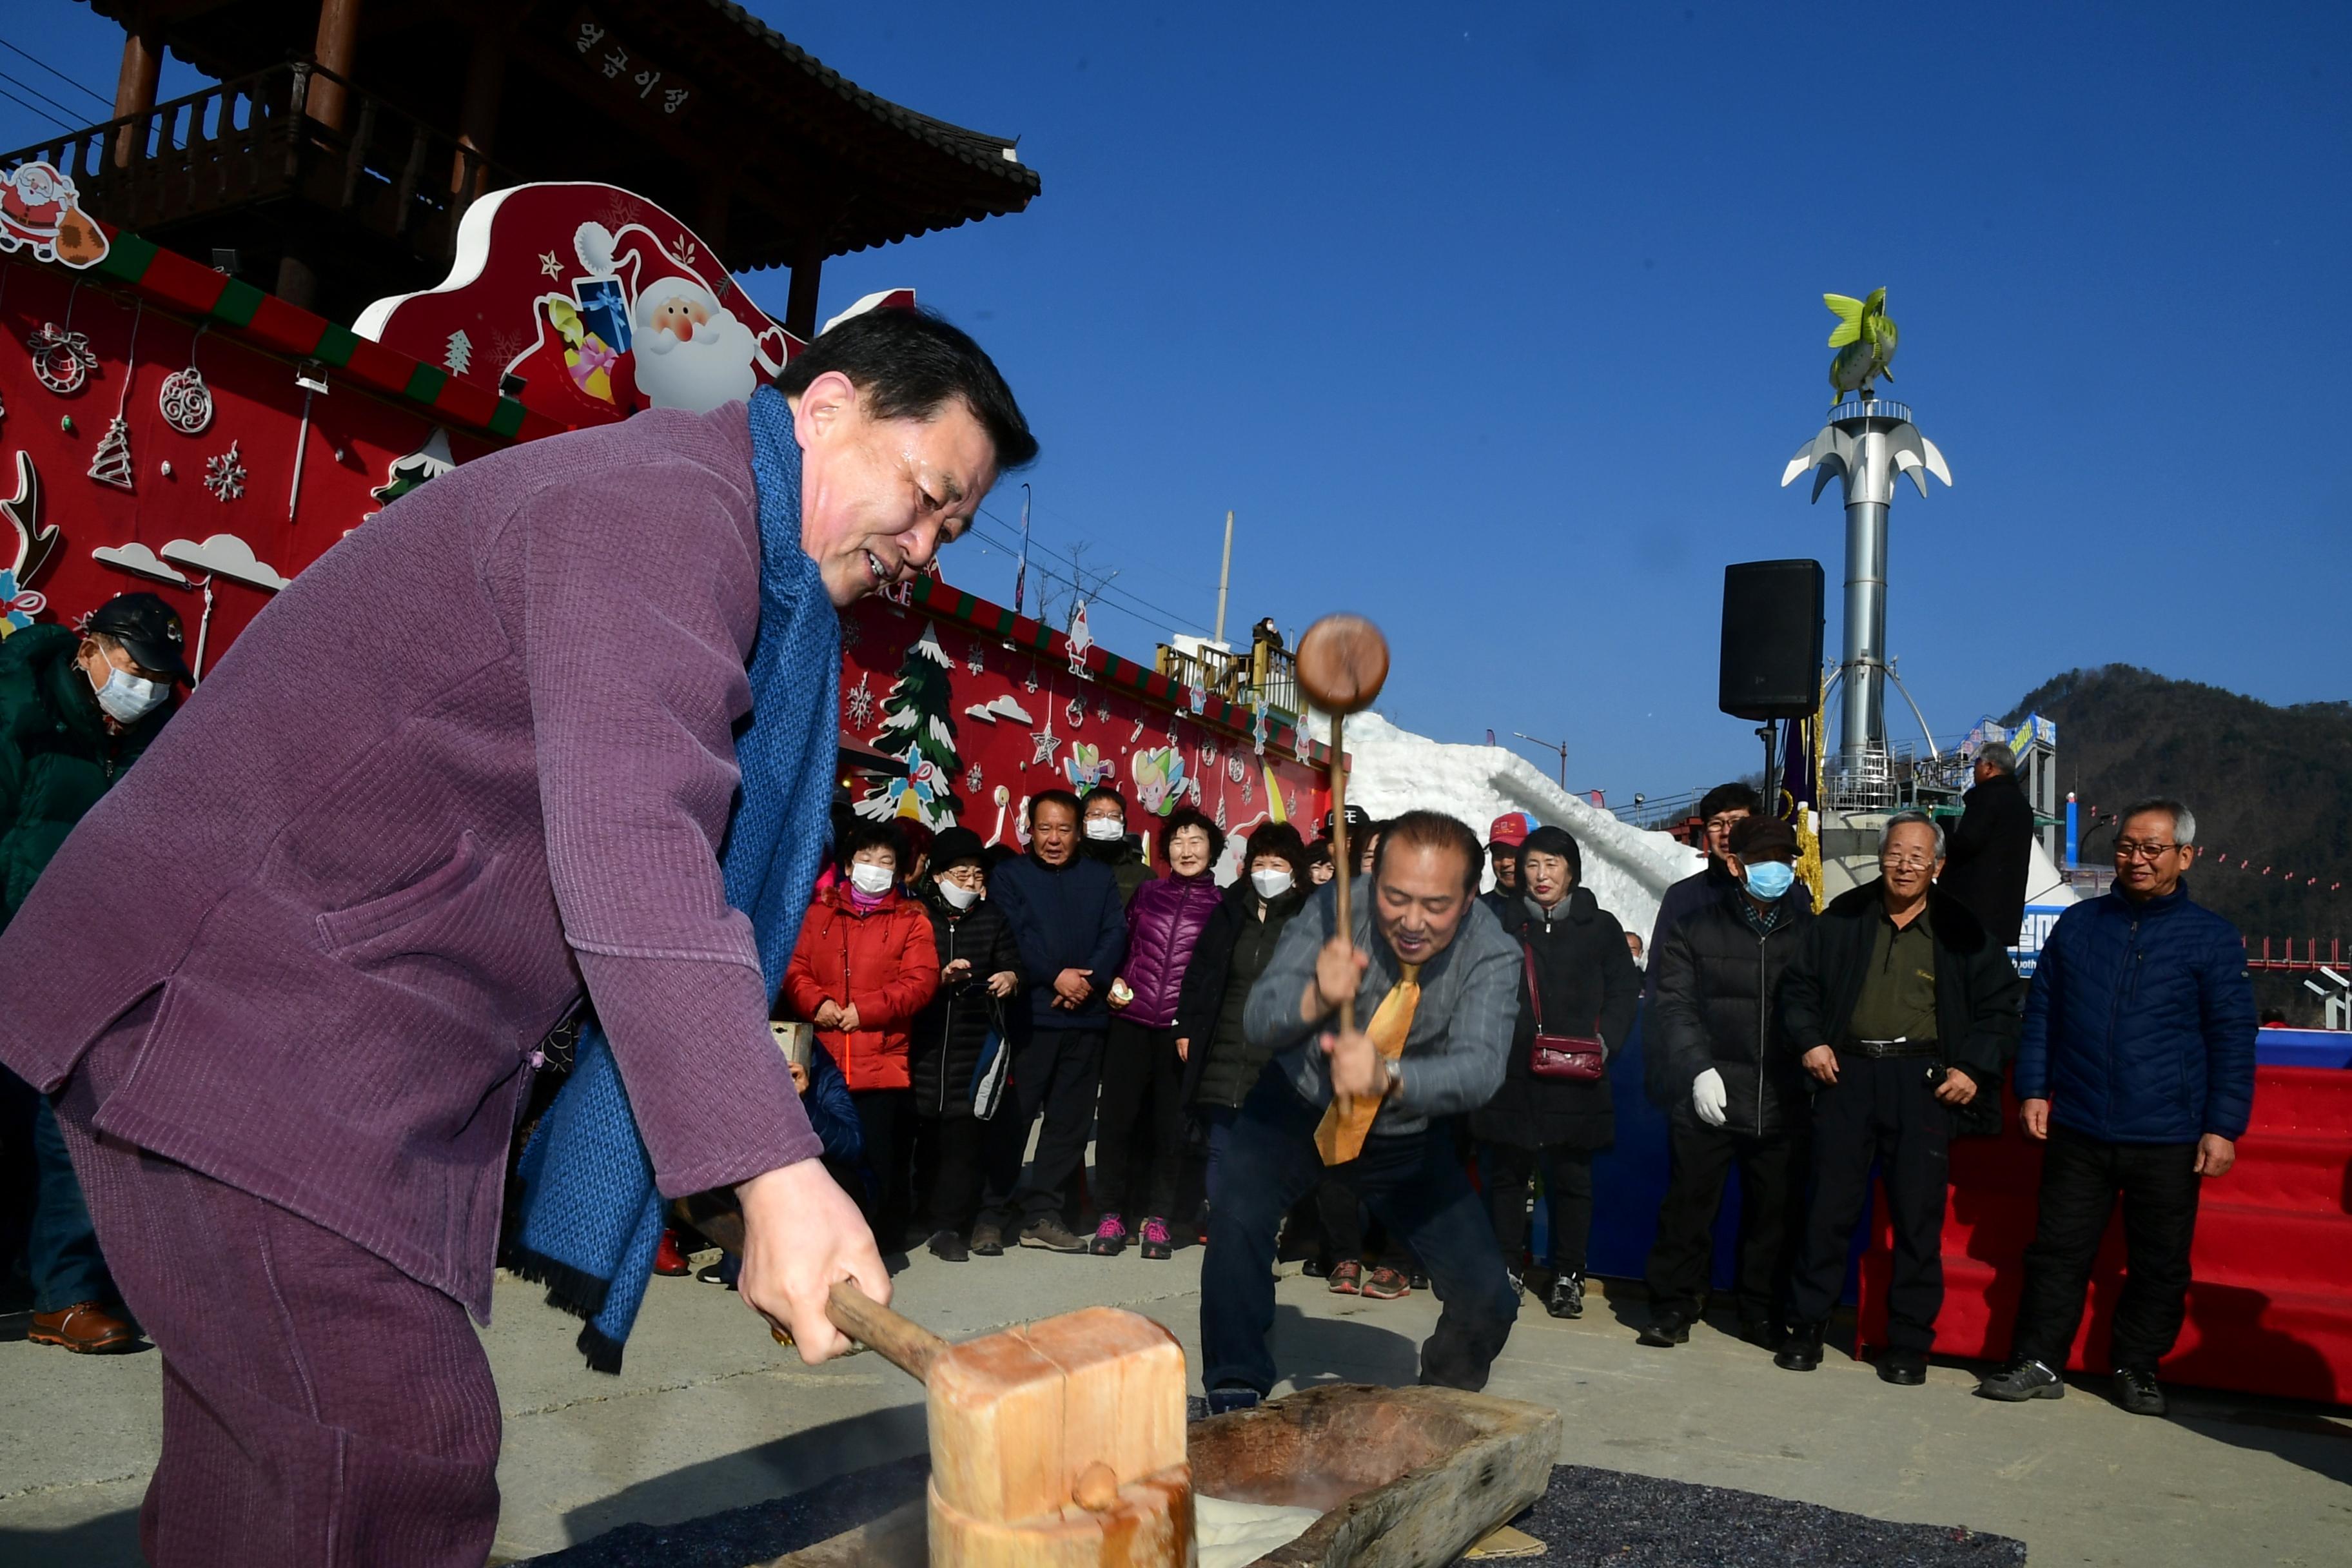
[1779,290,1952,787]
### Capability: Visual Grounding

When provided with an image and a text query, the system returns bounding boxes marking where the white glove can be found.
[1691,1068,1728,1127]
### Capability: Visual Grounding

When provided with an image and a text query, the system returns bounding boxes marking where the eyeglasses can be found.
[1878,854,1936,872]
[2113,841,2179,862]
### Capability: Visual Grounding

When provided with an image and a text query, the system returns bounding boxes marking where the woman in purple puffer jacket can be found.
[1090,807,1226,1259]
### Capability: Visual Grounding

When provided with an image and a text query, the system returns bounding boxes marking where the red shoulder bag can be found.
[1522,941,1605,1082]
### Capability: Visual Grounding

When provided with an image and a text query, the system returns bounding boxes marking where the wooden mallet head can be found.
[1293,614,1391,1034]
[1295,613,1390,716]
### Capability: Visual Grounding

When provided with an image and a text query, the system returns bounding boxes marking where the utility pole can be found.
[1212,509,1234,645]
[1012,483,1032,617]
[1513,731,1568,788]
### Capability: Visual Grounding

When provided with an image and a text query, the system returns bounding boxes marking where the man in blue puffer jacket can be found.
[1977,798,2256,1417]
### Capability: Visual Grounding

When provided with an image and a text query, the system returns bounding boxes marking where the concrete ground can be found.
[2,1251,2345,1566]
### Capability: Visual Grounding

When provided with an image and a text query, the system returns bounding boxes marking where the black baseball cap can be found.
[85,592,191,683]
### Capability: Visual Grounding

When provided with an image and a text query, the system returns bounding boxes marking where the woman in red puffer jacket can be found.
[1090,807,1226,1259]
[783,822,939,1237]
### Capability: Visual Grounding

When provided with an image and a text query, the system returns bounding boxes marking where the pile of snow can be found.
[1340,711,1700,941]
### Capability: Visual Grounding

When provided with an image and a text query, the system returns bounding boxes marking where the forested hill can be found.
[2004,667,2352,948]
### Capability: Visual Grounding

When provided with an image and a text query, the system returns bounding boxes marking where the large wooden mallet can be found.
[824,1282,1192,1567]
[1294,613,1391,1032]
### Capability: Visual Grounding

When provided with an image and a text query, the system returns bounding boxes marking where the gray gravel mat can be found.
[521,1455,2028,1565]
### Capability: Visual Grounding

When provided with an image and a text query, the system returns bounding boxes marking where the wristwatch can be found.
[1381,1057,1404,1097]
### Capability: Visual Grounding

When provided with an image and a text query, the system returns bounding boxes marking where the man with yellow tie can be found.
[1200,811,1523,1412]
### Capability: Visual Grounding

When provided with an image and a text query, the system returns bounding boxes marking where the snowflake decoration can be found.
[1066,695,1085,729]
[1096,701,1113,725]
[1028,725,1060,769]
[845,671,875,728]
[965,763,985,794]
[839,616,863,650]
[966,642,986,676]
[1226,754,1247,784]
[202,441,246,502]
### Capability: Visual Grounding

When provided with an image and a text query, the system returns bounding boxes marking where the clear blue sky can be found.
[5,3,2346,803]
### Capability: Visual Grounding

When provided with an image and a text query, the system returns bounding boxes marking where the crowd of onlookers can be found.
[660,754,2255,1418]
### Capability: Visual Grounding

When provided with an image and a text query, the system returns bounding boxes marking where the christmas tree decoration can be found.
[1096,701,1113,725]
[157,365,214,434]
[445,329,474,375]
[856,622,962,828]
[89,299,143,493]
[87,414,134,491]
[28,320,97,395]
[2,451,61,589]
[369,428,456,509]
[1022,664,1039,694]
[203,441,246,502]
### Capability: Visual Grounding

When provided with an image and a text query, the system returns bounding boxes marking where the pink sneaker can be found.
[1088,1213,1128,1256]
[1139,1217,1173,1260]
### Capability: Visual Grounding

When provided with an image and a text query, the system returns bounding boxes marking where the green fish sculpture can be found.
[1824,288,1897,404]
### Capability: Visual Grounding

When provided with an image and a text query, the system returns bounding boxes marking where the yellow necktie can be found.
[1314,964,1422,1166]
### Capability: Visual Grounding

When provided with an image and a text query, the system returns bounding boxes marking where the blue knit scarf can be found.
[510,386,840,1371]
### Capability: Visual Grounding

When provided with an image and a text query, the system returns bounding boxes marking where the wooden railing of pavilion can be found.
[0,61,507,268]
[1153,638,1302,720]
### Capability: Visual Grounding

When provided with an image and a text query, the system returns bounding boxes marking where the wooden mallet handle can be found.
[1294,614,1391,1035]
[825,1280,947,1382]
[696,1199,944,1377]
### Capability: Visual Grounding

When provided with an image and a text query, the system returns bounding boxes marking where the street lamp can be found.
[1513,732,1567,788]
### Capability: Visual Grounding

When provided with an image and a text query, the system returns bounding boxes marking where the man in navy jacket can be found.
[1977,798,2256,1416]
[974,789,1128,1252]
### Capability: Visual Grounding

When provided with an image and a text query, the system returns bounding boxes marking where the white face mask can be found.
[1084,817,1124,842]
[848,862,895,896]
[1250,867,1294,899]
[92,665,167,724]
[937,880,981,910]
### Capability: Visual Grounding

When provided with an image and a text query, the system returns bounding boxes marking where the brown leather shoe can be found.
[28,1302,141,1354]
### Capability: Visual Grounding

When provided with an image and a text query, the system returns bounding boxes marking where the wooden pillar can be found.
[696,169,732,256]
[275,253,319,310]
[309,0,364,132]
[785,244,824,340]
[110,17,163,168]
[450,29,504,197]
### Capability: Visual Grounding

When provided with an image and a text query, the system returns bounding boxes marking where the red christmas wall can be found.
[1,251,498,666]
